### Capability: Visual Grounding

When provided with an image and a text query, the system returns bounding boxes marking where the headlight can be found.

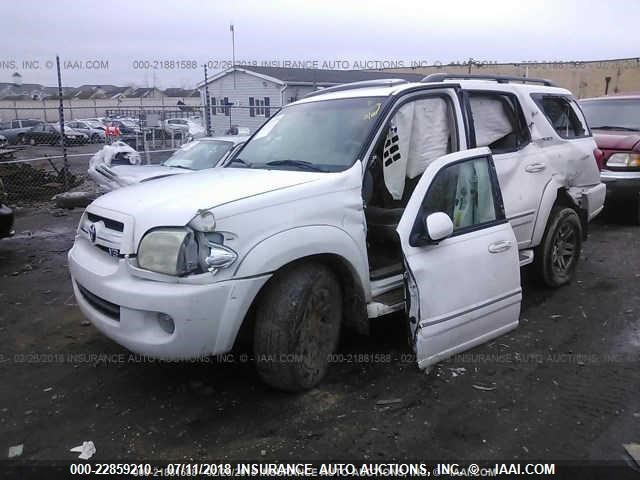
[137,228,199,276]
[607,153,640,168]
[137,225,237,276]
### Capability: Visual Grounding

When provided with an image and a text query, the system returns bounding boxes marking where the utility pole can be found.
[230,23,236,89]
[56,55,69,190]
[203,65,212,136]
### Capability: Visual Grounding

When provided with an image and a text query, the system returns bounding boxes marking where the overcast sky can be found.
[2,0,638,88]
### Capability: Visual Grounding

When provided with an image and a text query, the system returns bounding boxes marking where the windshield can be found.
[232,97,385,172]
[580,99,640,131]
[163,140,234,170]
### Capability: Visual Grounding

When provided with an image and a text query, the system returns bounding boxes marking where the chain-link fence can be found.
[0,103,207,205]
[0,92,278,210]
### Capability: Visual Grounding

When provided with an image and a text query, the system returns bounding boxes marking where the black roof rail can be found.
[422,73,557,87]
[303,79,409,99]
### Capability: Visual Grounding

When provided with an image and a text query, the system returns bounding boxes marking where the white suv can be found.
[68,74,605,391]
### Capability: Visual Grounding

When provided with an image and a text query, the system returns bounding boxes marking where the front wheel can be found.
[253,262,342,392]
[535,207,582,288]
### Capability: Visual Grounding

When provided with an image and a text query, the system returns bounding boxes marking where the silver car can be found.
[88,135,248,191]
[66,120,106,143]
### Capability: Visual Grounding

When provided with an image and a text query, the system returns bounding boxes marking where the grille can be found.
[86,212,124,232]
[77,284,120,321]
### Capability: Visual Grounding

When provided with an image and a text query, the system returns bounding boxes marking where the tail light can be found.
[593,148,605,170]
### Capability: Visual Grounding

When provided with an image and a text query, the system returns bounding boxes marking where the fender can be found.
[233,225,371,335]
[234,224,370,296]
[531,179,579,246]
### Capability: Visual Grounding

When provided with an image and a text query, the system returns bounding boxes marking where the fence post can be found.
[203,65,212,136]
[56,55,69,191]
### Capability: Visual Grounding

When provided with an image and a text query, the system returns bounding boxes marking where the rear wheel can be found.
[253,262,342,392]
[535,207,582,288]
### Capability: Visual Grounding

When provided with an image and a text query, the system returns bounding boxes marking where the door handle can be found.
[525,162,546,173]
[488,240,513,253]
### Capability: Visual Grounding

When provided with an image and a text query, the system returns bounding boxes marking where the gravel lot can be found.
[0,205,639,466]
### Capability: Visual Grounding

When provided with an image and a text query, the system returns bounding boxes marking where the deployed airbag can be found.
[383,98,451,200]
[469,96,514,147]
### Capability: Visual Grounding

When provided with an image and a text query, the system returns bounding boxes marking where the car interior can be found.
[363,96,458,282]
[362,92,522,285]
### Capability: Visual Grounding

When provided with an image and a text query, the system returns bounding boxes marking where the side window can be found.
[12,120,20,128]
[533,95,589,139]
[23,120,39,127]
[422,156,501,234]
[468,92,530,153]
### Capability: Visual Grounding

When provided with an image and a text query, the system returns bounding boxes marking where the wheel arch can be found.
[232,227,371,349]
[532,181,585,246]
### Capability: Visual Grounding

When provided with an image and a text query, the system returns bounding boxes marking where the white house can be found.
[197,66,424,134]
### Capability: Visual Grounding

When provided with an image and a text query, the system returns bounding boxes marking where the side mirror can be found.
[424,212,453,242]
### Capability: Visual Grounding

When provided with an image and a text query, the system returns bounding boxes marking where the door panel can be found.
[397,148,522,369]
[493,143,550,248]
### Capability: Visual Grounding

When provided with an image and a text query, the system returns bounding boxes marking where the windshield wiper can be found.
[226,157,252,168]
[264,159,324,171]
[164,164,192,170]
[591,125,640,132]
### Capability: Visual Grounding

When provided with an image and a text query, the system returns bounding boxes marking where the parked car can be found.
[108,119,142,136]
[69,75,604,391]
[24,123,88,146]
[580,94,640,223]
[0,119,43,144]
[66,120,106,143]
[88,136,248,191]
[162,118,205,139]
[0,178,14,238]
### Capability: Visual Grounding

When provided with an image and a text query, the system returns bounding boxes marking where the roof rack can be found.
[422,73,557,87]
[303,79,409,99]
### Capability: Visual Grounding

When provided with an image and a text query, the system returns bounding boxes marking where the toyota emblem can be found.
[89,223,97,243]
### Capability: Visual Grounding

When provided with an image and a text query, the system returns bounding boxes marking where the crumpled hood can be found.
[110,164,187,185]
[593,131,640,151]
[90,167,324,228]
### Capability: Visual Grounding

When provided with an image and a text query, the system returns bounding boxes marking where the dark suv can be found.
[580,94,640,223]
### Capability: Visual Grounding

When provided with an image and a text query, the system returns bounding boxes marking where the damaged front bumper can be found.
[68,237,269,359]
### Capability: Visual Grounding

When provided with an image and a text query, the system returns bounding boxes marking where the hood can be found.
[593,131,640,152]
[91,167,324,228]
[110,165,187,185]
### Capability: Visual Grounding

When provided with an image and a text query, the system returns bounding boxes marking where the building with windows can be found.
[196,66,424,134]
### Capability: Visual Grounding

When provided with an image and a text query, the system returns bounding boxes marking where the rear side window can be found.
[532,94,590,139]
[468,92,530,153]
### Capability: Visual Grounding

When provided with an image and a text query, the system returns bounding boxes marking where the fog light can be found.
[157,313,175,334]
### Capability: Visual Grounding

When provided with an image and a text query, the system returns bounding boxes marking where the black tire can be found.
[253,262,342,392]
[91,133,100,143]
[535,207,582,288]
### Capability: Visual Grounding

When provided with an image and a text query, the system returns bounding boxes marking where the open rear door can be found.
[396,147,522,369]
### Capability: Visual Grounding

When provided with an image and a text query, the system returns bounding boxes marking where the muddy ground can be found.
[0,205,639,466]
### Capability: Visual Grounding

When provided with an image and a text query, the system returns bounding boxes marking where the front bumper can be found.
[0,203,14,238]
[600,169,640,200]
[68,238,269,359]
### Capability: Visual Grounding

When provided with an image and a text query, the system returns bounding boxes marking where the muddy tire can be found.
[253,262,342,392]
[535,207,582,288]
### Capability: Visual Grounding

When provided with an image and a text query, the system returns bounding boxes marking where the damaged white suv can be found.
[69,74,605,391]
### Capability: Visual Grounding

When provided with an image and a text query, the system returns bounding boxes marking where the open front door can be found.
[396,147,522,369]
